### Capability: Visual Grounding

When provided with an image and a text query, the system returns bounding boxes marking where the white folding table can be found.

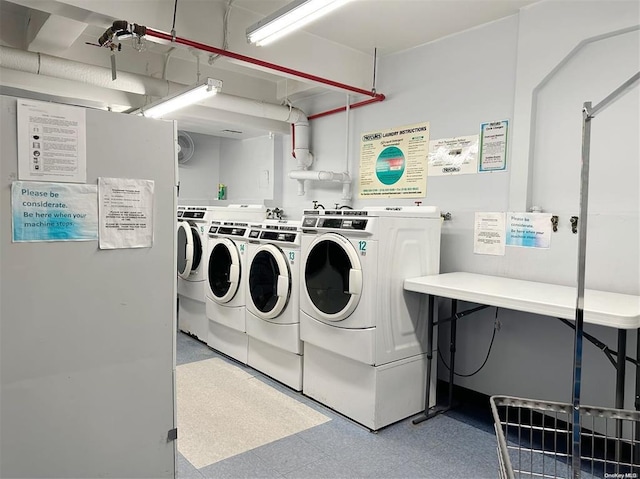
[403,272,640,423]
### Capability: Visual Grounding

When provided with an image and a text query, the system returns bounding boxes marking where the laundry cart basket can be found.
[490,395,640,478]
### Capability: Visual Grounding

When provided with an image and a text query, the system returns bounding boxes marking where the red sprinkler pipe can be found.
[144,27,386,111]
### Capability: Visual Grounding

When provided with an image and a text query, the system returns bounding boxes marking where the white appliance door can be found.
[177,220,202,279]
[304,233,362,322]
[208,238,241,304]
[248,244,291,320]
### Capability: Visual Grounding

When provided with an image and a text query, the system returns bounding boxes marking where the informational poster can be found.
[98,177,154,249]
[428,135,479,176]
[506,212,552,248]
[359,122,429,198]
[17,99,87,183]
[479,119,508,172]
[11,181,98,242]
[474,212,506,256]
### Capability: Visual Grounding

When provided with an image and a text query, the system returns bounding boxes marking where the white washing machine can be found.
[245,220,302,390]
[205,206,267,363]
[299,206,442,430]
[177,205,224,342]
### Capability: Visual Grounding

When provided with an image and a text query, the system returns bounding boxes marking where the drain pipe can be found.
[342,93,352,205]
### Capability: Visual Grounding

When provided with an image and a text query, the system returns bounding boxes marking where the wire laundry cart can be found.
[489,70,640,478]
[491,395,640,478]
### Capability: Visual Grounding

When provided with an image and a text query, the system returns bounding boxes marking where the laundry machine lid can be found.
[304,233,362,321]
[248,244,291,320]
[177,220,201,279]
[207,238,241,303]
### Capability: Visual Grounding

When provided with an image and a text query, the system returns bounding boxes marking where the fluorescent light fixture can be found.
[247,0,350,47]
[139,78,222,119]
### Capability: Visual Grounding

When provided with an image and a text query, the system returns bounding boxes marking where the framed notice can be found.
[359,122,429,198]
[479,119,508,172]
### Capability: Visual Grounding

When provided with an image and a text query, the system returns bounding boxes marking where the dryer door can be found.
[248,244,291,320]
[304,233,362,322]
[177,221,203,279]
[207,238,241,304]
[177,221,193,279]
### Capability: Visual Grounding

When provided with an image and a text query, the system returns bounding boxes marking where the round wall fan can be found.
[177,130,195,164]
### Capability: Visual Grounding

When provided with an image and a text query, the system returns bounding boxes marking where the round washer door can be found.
[177,221,195,279]
[304,233,362,322]
[248,244,291,320]
[208,238,241,304]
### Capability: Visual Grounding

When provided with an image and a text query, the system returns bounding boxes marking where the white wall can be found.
[275,1,640,409]
[177,131,221,204]
[219,135,275,203]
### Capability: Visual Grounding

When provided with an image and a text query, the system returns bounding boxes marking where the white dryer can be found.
[299,206,442,430]
[177,205,223,342]
[205,206,267,363]
[245,220,302,390]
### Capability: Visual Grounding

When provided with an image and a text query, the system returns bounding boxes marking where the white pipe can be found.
[0,44,313,188]
[289,170,350,182]
[0,45,172,97]
[0,46,310,123]
[343,93,352,205]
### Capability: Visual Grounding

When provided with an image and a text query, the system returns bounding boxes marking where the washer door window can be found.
[208,238,241,304]
[249,245,291,320]
[304,233,362,321]
[177,221,202,279]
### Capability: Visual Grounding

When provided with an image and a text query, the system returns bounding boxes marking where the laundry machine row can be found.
[200,205,442,430]
[177,205,266,343]
[298,206,442,430]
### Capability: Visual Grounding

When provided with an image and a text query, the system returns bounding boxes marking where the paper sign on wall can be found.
[506,213,551,248]
[17,99,87,183]
[11,181,98,242]
[428,135,479,176]
[474,212,506,256]
[359,122,429,198]
[479,119,508,172]
[98,177,155,249]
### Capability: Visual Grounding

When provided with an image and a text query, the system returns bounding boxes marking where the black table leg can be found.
[615,329,627,463]
[448,299,458,408]
[413,295,436,425]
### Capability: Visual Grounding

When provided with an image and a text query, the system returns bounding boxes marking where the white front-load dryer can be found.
[299,207,442,430]
[177,206,223,342]
[205,220,255,364]
[245,220,302,390]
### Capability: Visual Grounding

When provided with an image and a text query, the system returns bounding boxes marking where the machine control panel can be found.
[302,217,318,227]
[218,226,247,236]
[342,219,368,230]
[182,211,205,219]
[249,230,260,239]
[260,231,297,242]
[177,211,184,218]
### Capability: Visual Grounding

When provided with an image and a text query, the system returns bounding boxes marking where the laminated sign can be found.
[359,122,429,198]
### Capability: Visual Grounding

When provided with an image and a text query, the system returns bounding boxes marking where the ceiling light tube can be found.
[140,78,222,118]
[247,0,350,47]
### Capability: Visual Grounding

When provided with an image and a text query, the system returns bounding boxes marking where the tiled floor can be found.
[176,332,501,478]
